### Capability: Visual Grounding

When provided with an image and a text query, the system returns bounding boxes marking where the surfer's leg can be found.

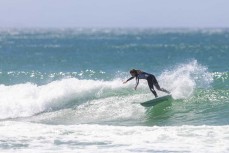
[154,83,170,94]
[147,77,158,98]
[149,86,158,98]
[152,75,170,94]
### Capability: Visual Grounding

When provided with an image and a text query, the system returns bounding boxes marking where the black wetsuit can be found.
[126,72,169,97]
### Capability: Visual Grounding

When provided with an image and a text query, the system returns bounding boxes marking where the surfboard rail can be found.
[140,95,172,107]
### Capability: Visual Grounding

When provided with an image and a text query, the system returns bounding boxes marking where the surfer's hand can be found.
[123,81,127,84]
[134,86,137,90]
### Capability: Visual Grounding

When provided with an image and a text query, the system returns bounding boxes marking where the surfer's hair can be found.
[130,69,140,75]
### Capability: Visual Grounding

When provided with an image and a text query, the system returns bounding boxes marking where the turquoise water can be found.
[0,28,229,152]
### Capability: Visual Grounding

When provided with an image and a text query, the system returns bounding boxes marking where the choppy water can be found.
[0,28,229,152]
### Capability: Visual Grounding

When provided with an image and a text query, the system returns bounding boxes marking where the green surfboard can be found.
[140,95,172,107]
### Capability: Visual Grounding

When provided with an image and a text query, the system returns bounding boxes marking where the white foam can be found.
[0,121,229,153]
[158,60,213,99]
[29,94,147,124]
[0,78,131,119]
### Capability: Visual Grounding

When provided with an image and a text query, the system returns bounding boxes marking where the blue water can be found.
[0,28,229,152]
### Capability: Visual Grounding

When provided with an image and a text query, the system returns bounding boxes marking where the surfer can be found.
[123,69,170,98]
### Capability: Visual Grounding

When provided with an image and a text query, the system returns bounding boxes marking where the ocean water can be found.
[0,28,229,152]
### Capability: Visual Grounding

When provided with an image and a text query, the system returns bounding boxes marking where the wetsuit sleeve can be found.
[135,77,139,89]
[126,76,134,82]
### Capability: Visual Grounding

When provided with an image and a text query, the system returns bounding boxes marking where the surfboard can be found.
[140,95,172,107]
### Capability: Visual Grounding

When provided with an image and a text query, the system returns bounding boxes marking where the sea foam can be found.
[159,60,213,99]
[0,78,126,119]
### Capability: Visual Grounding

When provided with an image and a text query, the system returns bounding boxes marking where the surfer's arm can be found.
[123,77,134,84]
[135,77,139,90]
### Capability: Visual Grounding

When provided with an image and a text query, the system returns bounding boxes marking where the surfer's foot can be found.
[151,90,158,98]
[161,88,170,94]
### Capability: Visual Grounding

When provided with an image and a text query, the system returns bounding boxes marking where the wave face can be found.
[1,60,228,127]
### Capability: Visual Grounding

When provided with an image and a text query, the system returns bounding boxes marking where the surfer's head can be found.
[130,69,138,76]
